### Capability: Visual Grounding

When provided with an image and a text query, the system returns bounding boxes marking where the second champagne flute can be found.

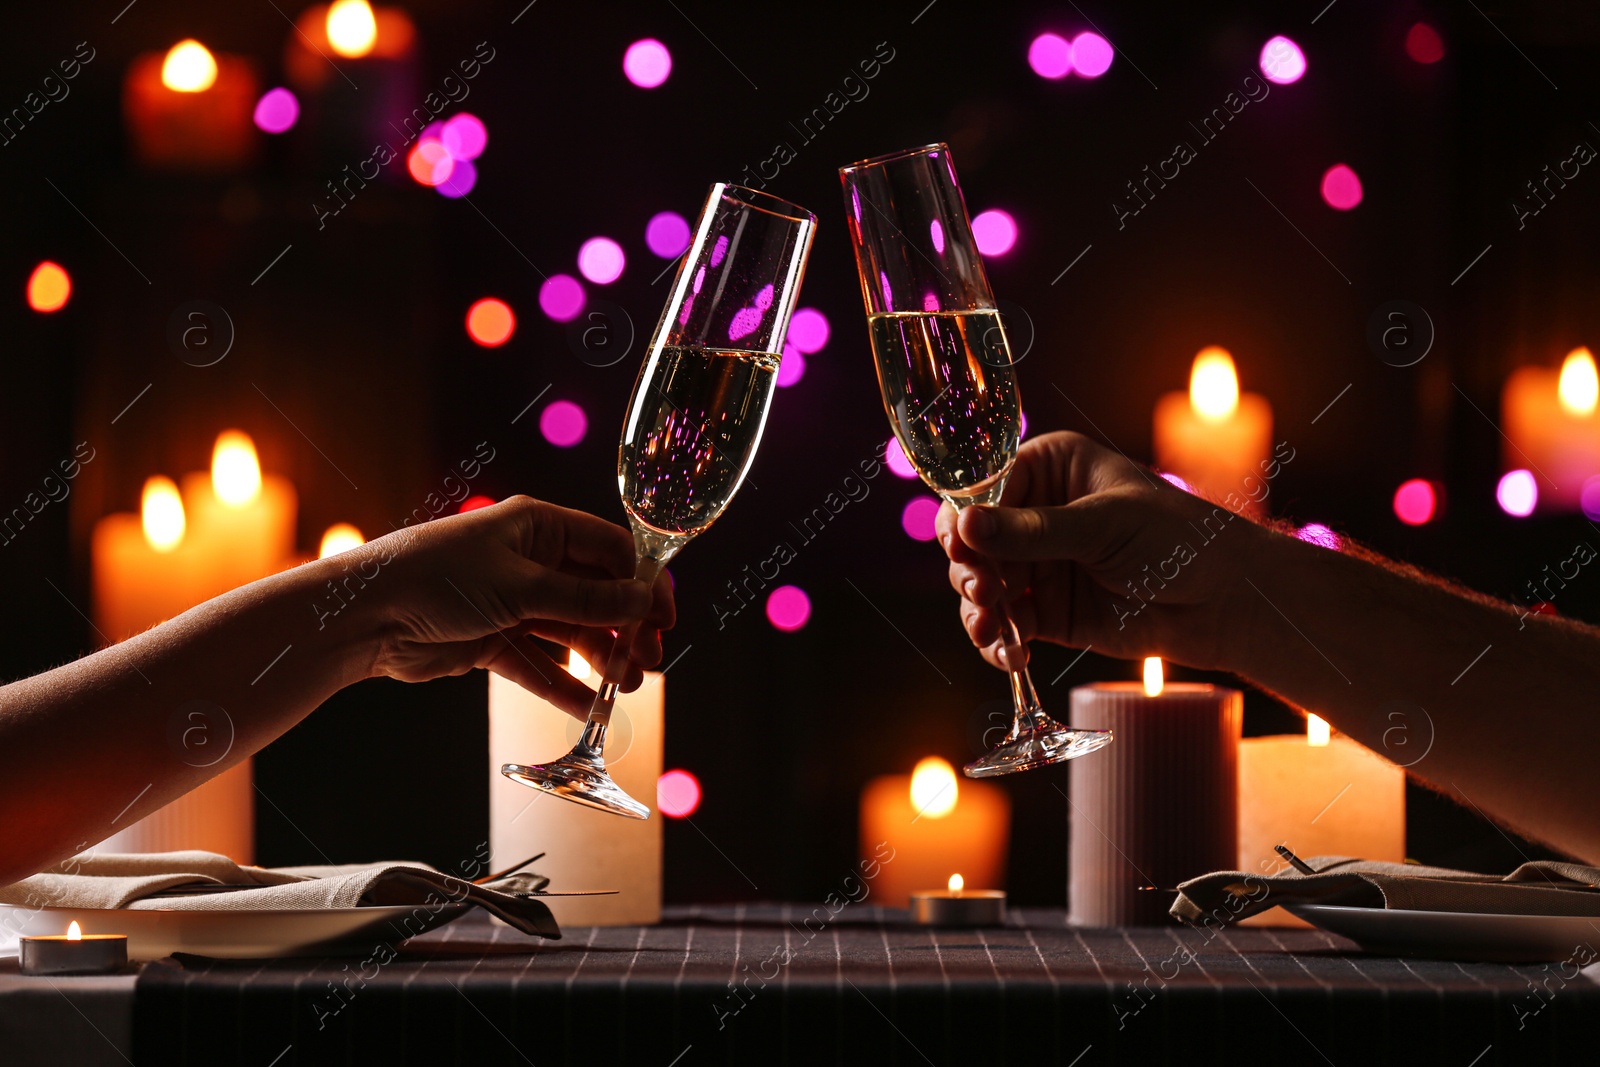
[839,143,1112,778]
[503,183,817,818]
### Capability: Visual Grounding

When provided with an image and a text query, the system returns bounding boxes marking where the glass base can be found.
[963,726,1113,778]
[502,754,651,820]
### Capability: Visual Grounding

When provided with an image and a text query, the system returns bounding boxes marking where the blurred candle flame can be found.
[161,40,218,92]
[67,921,82,940]
[326,0,378,58]
[910,756,959,818]
[1307,713,1331,747]
[141,476,185,552]
[318,523,365,558]
[1189,347,1240,422]
[1142,656,1164,697]
[567,650,592,679]
[211,431,262,507]
[1558,347,1598,417]
[948,873,964,893]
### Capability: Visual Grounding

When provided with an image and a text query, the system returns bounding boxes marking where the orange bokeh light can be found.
[466,298,515,347]
[27,261,71,312]
[407,141,453,186]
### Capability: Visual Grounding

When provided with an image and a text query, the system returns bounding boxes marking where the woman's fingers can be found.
[479,636,604,720]
[509,561,653,627]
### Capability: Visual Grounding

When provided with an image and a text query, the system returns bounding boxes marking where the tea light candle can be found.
[1069,659,1241,926]
[123,40,258,171]
[858,757,1010,908]
[20,922,128,976]
[1153,347,1273,513]
[1501,347,1600,512]
[911,874,1006,927]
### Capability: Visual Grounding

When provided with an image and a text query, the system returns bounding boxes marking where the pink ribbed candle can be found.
[1069,682,1241,926]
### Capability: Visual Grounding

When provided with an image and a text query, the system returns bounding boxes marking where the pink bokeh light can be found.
[1071,32,1114,78]
[1296,523,1342,550]
[645,211,691,257]
[657,769,701,818]
[1321,164,1363,210]
[901,496,941,541]
[1405,22,1445,64]
[1496,469,1537,517]
[442,113,487,160]
[538,274,586,322]
[972,209,1018,256]
[777,343,806,387]
[539,400,587,448]
[623,38,672,88]
[766,585,811,631]
[253,87,299,134]
[788,308,830,354]
[1393,479,1436,526]
[1260,35,1307,84]
[886,438,918,479]
[1582,476,1600,521]
[434,158,477,198]
[1028,33,1073,79]
[578,237,626,284]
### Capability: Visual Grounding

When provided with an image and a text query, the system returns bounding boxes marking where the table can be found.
[8,905,1598,1065]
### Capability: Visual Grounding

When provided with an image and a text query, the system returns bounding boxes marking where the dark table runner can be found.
[133,905,1600,1066]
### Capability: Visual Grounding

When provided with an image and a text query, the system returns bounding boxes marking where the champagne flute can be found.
[838,144,1112,777]
[503,184,817,818]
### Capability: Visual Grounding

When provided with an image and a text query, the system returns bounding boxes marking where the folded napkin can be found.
[1172,856,1600,926]
[0,850,560,939]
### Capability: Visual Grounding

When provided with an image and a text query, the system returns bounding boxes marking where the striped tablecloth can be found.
[133,904,1600,1065]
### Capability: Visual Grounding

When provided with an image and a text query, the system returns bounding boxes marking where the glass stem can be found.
[574,554,665,761]
[953,497,1048,739]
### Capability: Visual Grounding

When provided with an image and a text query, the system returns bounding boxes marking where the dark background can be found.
[2,0,1596,903]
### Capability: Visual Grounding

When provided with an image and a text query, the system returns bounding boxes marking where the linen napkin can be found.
[0,850,560,938]
[1172,856,1600,926]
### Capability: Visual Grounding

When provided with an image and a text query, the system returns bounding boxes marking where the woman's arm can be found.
[0,496,672,886]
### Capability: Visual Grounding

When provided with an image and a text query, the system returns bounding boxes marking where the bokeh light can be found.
[26,261,70,313]
[645,211,691,257]
[1580,476,1600,521]
[623,38,672,88]
[466,298,515,347]
[788,308,830,354]
[1259,35,1306,84]
[1296,523,1341,550]
[141,476,186,552]
[253,88,299,134]
[1071,32,1114,78]
[442,113,487,160]
[460,495,495,513]
[326,0,378,58]
[539,400,587,448]
[1160,471,1195,493]
[1496,469,1538,517]
[1027,33,1073,79]
[538,274,586,322]
[407,141,454,186]
[318,523,365,558]
[1405,22,1445,64]
[1320,164,1363,210]
[1558,348,1598,416]
[161,40,218,93]
[777,343,806,388]
[910,757,959,818]
[211,431,262,507]
[765,585,811,631]
[577,237,626,284]
[1393,479,1436,525]
[972,209,1018,256]
[434,158,477,198]
[901,496,941,541]
[886,438,918,479]
[657,769,701,818]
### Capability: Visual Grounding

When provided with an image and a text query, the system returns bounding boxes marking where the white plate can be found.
[0,902,466,961]
[1288,904,1600,963]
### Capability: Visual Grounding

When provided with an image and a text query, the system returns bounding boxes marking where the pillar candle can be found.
[123,41,257,171]
[1069,661,1241,926]
[179,473,297,597]
[858,757,1009,909]
[488,662,663,926]
[1501,348,1600,512]
[1153,347,1272,514]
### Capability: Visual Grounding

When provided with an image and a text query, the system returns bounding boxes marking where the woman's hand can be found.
[937,431,1269,671]
[359,496,674,718]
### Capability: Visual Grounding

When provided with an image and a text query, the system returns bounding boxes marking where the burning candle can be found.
[1153,347,1273,513]
[123,39,258,170]
[19,921,128,977]
[858,756,1010,908]
[1069,659,1241,926]
[911,873,1007,927]
[285,1,420,151]
[179,431,298,598]
[1501,347,1600,512]
[91,476,208,642]
[1237,713,1405,924]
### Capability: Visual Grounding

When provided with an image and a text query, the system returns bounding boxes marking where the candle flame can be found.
[318,523,365,558]
[327,0,378,58]
[141,476,186,552]
[161,40,218,92]
[948,873,964,892]
[567,650,592,679]
[1189,346,1240,422]
[67,921,82,940]
[212,430,263,507]
[1558,347,1598,417]
[910,757,959,819]
[1142,656,1164,697]
[1307,713,1331,747]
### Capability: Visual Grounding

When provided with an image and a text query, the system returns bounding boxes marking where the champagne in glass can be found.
[840,144,1112,777]
[503,185,816,818]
